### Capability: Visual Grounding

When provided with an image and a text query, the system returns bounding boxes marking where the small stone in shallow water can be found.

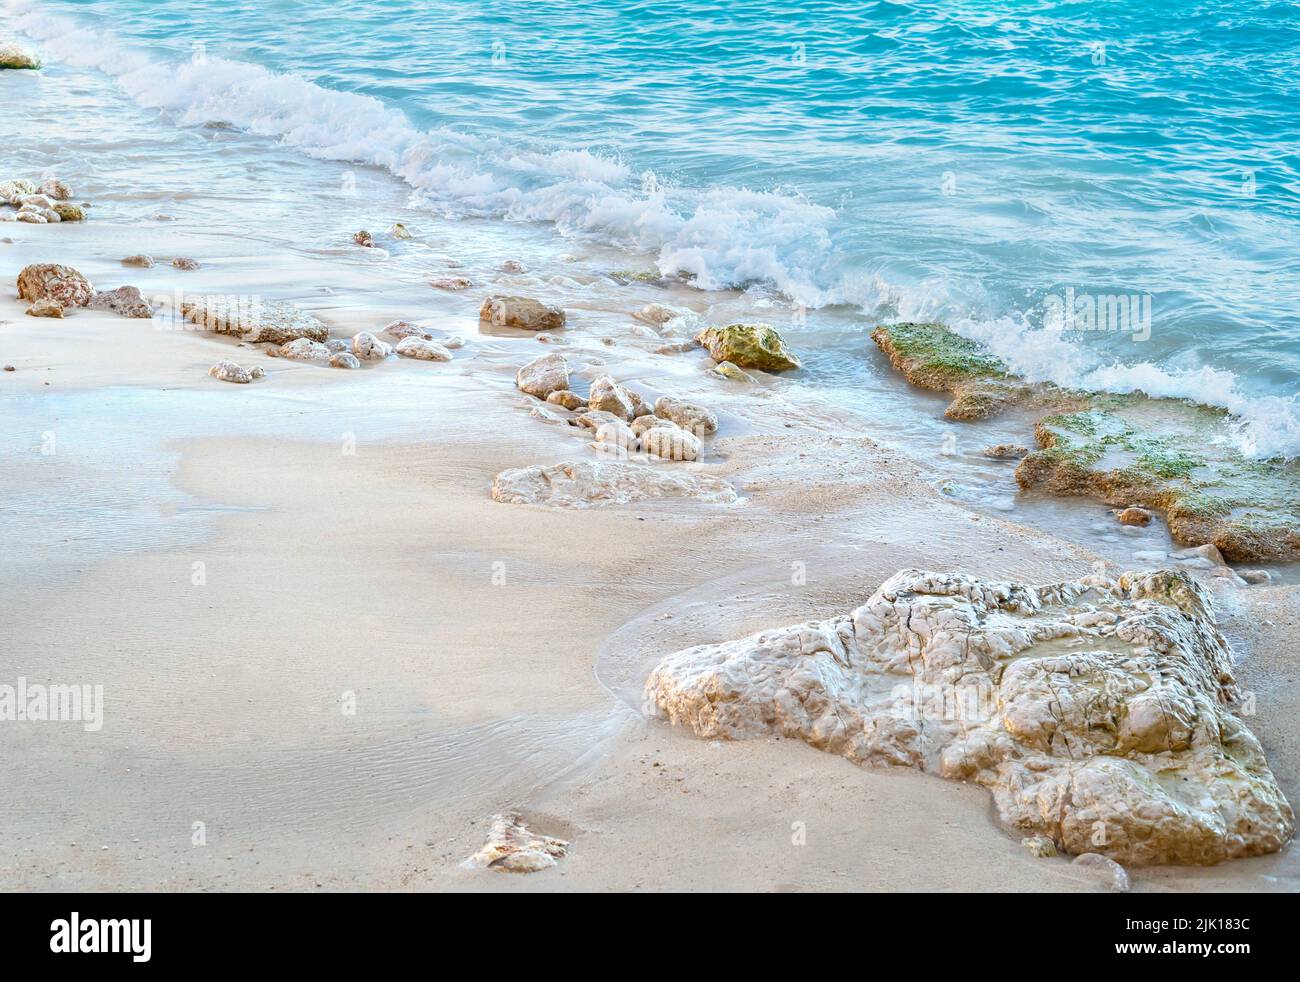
[642,424,701,462]
[278,338,331,361]
[388,222,412,239]
[515,353,569,399]
[208,359,264,384]
[352,332,392,361]
[654,396,717,436]
[500,259,527,273]
[38,179,71,201]
[546,389,586,411]
[429,275,472,291]
[26,298,64,318]
[1240,569,1271,585]
[465,813,568,874]
[656,340,698,355]
[1117,506,1153,527]
[329,351,361,369]
[394,336,452,361]
[712,361,755,383]
[480,294,566,332]
[52,203,85,222]
[352,230,374,248]
[984,444,1029,460]
[172,257,200,270]
[86,286,153,319]
[121,254,155,268]
[586,375,638,421]
[382,321,434,341]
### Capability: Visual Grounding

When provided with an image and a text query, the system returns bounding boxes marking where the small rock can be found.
[654,395,717,436]
[278,338,331,361]
[86,286,153,319]
[388,222,412,239]
[429,275,472,291]
[530,405,571,425]
[352,332,392,361]
[480,294,565,332]
[500,260,527,273]
[52,203,85,222]
[441,335,466,349]
[713,361,755,383]
[643,424,701,462]
[121,255,155,268]
[38,179,72,201]
[352,230,374,248]
[983,444,1029,460]
[1021,836,1057,858]
[466,813,568,874]
[546,390,586,411]
[17,264,93,307]
[655,340,698,355]
[329,351,361,369]
[0,42,41,70]
[172,257,200,271]
[1179,543,1227,567]
[634,302,691,327]
[695,323,800,371]
[516,352,570,399]
[1071,853,1130,893]
[0,179,35,204]
[26,298,64,318]
[325,338,349,353]
[1240,569,1271,585]
[1116,507,1153,527]
[382,321,434,341]
[395,336,452,361]
[208,359,264,384]
[587,375,637,420]
[592,419,640,457]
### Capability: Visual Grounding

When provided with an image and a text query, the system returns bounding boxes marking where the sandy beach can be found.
[4,3,1299,896]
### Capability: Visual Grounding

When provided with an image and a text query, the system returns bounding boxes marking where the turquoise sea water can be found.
[6,0,1300,455]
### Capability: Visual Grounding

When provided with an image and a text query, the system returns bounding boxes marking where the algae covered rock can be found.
[52,203,85,222]
[1016,408,1300,562]
[695,323,800,372]
[0,42,40,70]
[646,567,1294,866]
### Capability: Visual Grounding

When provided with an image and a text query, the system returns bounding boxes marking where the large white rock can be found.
[645,568,1295,866]
[491,460,738,509]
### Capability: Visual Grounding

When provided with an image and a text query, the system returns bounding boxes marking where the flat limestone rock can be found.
[491,460,738,509]
[465,813,567,874]
[182,296,328,345]
[645,568,1294,866]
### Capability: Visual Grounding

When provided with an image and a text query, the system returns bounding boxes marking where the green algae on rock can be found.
[52,203,85,222]
[0,42,41,70]
[696,323,800,372]
[1017,407,1300,562]
[870,321,1077,420]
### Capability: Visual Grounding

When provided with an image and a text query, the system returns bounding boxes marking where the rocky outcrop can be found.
[645,568,1294,866]
[465,813,568,873]
[182,296,329,344]
[480,295,566,332]
[696,323,800,372]
[654,396,717,436]
[0,42,40,70]
[87,286,153,319]
[492,460,738,508]
[208,360,265,384]
[1016,409,1300,562]
[17,264,93,307]
[515,353,569,399]
[394,336,452,361]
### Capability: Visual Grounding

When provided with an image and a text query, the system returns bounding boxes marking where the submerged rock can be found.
[1072,853,1131,893]
[516,353,569,399]
[546,389,586,411]
[87,286,153,319]
[492,460,739,509]
[712,361,755,383]
[465,813,568,874]
[0,42,40,70]
[429,275,472,291]
[26,298,63,318]
[1116,506,1153,527]
[208,359,264,384]
[695,323,800,372]
[500,259,527,273]
[181,296,329,345]
[52,203,85,222]
[1017,409,1300,562]
[645,567,1294,866]
[382,321,435,341]
[389,222,412,239]
[394,336,452,361]
[121,254,155,268]
[480,294,566,332]
[17,263,93,307]
[633,302,692,327]
[171,257,200,271]
[329,351,361,370]
[984,443,1029,460]
[352,230,374,248]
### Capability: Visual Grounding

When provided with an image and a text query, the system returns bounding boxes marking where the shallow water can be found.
[4,0,1299,458]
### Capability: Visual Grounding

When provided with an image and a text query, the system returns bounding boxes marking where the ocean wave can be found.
[948,315,1300,460]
